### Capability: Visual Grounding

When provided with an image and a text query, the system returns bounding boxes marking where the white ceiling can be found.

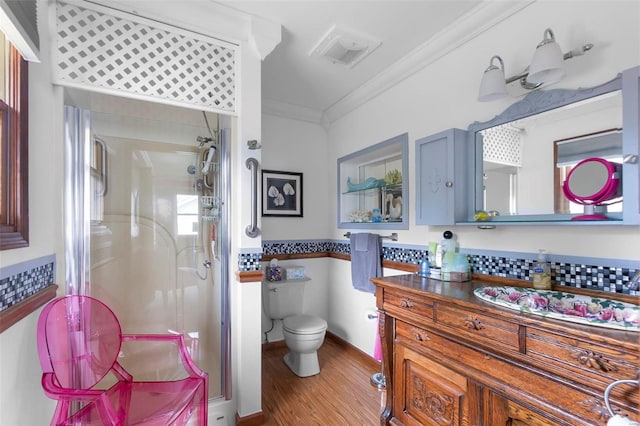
[219,1,483,118]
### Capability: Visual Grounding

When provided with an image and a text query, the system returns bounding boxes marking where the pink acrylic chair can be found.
[36,295,208,425]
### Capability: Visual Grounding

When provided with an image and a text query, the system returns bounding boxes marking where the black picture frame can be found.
[261,170,303,217]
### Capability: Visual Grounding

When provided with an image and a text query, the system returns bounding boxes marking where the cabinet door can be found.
[415,128,468,225]
[394,343,471,425]
[486,390,558,426]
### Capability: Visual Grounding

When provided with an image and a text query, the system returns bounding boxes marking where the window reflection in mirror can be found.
[478,90,622,217]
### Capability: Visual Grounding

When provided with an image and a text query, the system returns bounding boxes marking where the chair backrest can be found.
[37,295,123,389]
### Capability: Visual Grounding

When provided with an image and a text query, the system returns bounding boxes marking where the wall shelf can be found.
[337,133,409,229]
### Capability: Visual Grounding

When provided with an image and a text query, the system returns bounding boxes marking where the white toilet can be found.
[263,279,327,377]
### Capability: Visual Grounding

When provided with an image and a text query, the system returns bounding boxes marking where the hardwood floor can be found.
[262,334,385,425]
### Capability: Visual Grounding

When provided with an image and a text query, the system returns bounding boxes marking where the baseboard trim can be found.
[261,330,381,371]
[326,331,380,371]
[262,339,287,352]
[235,410,265,426]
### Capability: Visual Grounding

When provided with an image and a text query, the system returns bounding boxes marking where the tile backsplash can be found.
[238,240,638,296]
[0,255,56,311]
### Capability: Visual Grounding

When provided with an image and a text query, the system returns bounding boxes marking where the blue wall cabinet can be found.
[415,129,468,225]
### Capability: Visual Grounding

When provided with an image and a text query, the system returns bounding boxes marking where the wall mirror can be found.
[337,133,409,229]
[466,66,639,224]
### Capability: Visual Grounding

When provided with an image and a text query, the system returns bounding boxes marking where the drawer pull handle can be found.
[464,316,485,330]
[574,350,618,373]
[400,298,415,308]
[412,329,430,342]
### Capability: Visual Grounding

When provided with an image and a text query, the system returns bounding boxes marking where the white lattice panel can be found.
[54,2,236,113]
[481,125,522,167]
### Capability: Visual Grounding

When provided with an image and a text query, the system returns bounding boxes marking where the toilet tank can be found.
[263,280,307,320]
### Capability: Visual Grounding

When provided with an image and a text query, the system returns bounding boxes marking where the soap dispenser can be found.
[441,230,457,272]
[532,250,551,290]
[418,256,430,277]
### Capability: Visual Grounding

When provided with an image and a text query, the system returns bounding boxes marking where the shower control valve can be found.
[203,260,212,269]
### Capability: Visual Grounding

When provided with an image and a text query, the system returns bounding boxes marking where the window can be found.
[176,194,198,236]
[0,32,29,250]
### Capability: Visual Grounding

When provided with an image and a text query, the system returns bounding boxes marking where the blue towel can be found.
[349,233,381,293]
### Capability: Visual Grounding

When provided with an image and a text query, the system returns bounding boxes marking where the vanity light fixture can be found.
[478,28,593,102]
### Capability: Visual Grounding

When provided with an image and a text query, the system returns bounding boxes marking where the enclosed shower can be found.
[64,91,231,401]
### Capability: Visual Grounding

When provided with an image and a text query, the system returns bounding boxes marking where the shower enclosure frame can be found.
[63,104,232,402]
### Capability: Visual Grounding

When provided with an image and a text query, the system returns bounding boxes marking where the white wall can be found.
[328,1,640,259]
[260,2,640,359]
[260,114,331,340]
[261,114,330,240]
[0,1,62,424]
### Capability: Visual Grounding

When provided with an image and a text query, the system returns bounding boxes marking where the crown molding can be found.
[0,0,40,62]
[321,0,536,126]
[262,98,324,124]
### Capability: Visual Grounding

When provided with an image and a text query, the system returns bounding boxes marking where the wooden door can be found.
[393,343,471,425]
[486,390,558,426]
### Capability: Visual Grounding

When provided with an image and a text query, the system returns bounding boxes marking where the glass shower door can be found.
[64,103,227,399]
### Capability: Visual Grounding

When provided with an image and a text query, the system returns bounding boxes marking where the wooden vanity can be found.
[371,274,639,425]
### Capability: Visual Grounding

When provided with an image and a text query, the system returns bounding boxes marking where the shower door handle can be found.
[93,137,108,196]
[245,157,260,238]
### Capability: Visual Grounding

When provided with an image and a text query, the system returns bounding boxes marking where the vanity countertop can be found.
[370,273,640,344]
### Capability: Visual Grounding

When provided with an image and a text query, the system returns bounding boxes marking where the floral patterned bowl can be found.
[474,286,640,332]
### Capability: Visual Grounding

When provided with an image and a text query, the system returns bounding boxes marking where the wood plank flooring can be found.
[262,334,385,425]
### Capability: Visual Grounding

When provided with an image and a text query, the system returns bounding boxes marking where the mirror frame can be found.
[465,66,639,225]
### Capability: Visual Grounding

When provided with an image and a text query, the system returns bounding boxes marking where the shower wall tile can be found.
[259,239,637,295]
[0,255,56,311]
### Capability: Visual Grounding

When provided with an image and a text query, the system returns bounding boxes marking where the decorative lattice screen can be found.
[54,1,237,113]
[481,125,522,167]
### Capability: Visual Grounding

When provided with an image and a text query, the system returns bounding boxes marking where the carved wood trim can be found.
[411,328,430,342]
[0,284,58,333]
[411,375,456,424]
[573,349,618,373]
[400,298,415,308]
[577,397,613,420]
[464,316,485,331]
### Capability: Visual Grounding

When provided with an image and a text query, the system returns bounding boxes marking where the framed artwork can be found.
[262,170,303,217]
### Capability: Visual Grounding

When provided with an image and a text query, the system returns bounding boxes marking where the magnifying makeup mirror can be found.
[562,157,622,220]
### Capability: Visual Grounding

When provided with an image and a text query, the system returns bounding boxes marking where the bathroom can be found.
[0,1,638,425]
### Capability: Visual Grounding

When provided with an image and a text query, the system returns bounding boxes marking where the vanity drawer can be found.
[526,328,639,389]
[395,320,632,425]
[382,290,433,323]
[435,303,521,352]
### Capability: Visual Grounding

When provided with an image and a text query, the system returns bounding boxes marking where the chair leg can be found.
[199,382,208,425]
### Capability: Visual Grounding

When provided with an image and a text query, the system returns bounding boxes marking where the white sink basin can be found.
[474,286,640,332]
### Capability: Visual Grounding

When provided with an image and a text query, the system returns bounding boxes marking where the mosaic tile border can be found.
[0,255,56,311]
[238,251,262,272]
[240,241,638,295]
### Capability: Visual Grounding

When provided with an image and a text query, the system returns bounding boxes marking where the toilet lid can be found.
[283,314,327,334]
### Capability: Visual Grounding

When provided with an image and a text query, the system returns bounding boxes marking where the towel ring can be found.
[604,378,639,417]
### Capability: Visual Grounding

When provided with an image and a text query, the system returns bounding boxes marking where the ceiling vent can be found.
[308,24,381,68]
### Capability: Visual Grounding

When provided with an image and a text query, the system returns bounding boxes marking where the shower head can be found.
[197,135,214,147]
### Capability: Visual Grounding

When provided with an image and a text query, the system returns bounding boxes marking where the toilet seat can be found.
[283,314,327,335]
